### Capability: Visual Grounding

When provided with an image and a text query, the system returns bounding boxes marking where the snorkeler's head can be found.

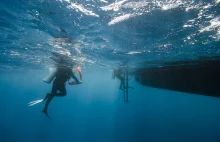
[50,50,75,68]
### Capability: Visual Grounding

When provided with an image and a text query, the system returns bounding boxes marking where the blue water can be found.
[1,0,220,142]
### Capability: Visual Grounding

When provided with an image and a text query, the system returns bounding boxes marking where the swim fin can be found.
[28,99,43,106]
[123,86,134,89]
[42,110,51,120]
[128,86,134,89]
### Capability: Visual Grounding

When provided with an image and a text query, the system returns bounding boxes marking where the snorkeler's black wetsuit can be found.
[114,69,125,89]
[42,67,79,114]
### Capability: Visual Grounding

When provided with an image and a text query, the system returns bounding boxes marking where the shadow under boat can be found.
[135,56,220,98]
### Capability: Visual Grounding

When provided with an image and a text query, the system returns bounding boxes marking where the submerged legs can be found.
[42,83,66,114]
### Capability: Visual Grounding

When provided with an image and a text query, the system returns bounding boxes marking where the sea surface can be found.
[0,0,220,142]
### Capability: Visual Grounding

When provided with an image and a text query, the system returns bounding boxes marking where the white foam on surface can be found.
[108,13,134,25]
[100,0,128,11]
[68,3,99,17]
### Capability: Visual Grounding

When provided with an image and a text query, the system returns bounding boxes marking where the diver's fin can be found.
[28,99,43,106]
[119,88,124,91]
[128,86,134,89]
[124,86,134,89]
[42,110,51,120]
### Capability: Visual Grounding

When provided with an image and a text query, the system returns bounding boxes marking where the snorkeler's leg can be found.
[42,83,57,113]
[54,85,67,97]
[43,82,57,101]
[122,79,125,89]
[117,76,122,89]
[42,95,53,120]
[118,76,125,90]
[43,93,50,101]
[42,94,55,113]
[119,82,123,90]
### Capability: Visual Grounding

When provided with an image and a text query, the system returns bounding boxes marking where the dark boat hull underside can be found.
[135,58,220,98]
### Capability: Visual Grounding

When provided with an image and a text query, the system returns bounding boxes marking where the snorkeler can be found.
[113,68,125,90]
[40,51,82,119]
[112,66,135,91]
[42,65,82,119]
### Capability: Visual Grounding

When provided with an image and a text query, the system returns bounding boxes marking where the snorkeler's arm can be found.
[68,74,81,85]
[68,67,82,85]
[70,72,81,83]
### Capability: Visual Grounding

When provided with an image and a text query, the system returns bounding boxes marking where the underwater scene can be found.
[0,0,220,142]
